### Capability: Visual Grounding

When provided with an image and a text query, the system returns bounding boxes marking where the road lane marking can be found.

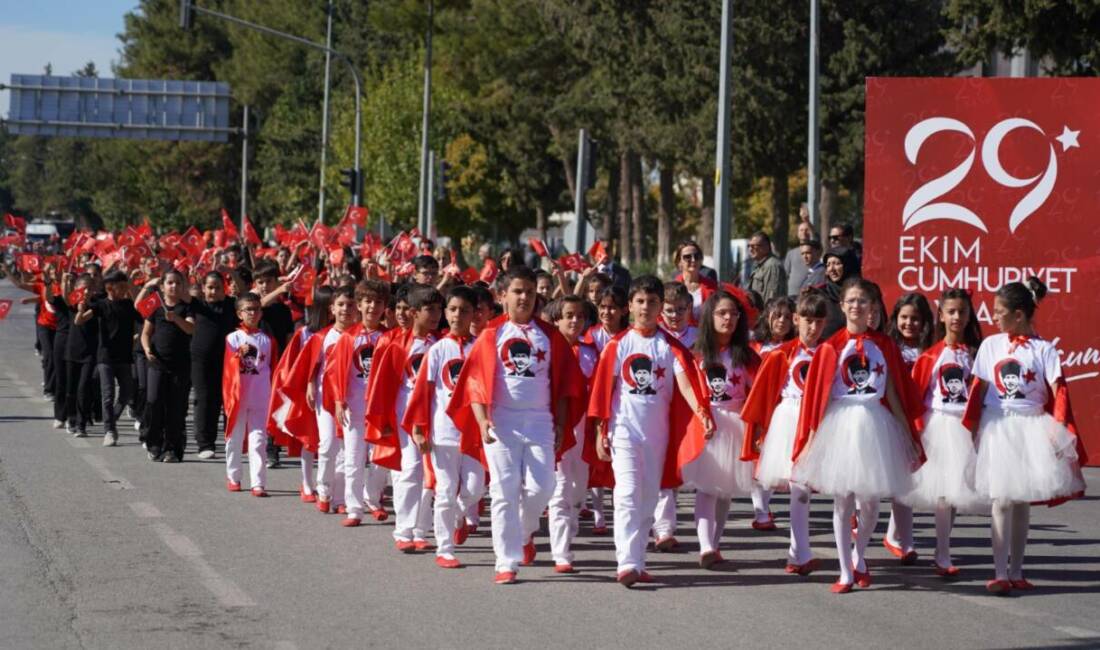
[128,502,163,518]
[81,454,133,490]
[150,522,256,607]
[1053,626,1100,640]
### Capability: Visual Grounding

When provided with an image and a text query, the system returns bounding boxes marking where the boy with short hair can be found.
[587,275,713,587]
[405,285,480,567]
[223,292,278,496]
[85,270,140,447]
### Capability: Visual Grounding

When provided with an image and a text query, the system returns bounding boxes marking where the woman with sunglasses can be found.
[674,240,716,324]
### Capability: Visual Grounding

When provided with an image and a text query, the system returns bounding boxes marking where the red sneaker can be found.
[654,535,679,552]
[335,504,347,515]
[883,538,905,559]
[637,571,655,583]
[299,486,316,503]
[854,569,872,588]
[413,540,433,552]
[340,517,361,527]
[592,525,609,536]
[369,508,388,522]
[250,487,268,497]
[579,508,594,521]
[522,537,536,566]
[435,556,462,569]
[934,563,960,578]
[316,498,331,514]
[785,558,821,576]
[831,581,853,594]
[226,479,242,493]
[986,579,1012,595]
[751,513,777,531]
[617,570,639,588]
[454,520,470,546]
[395,540,416,553]
[901,550,918,565]
[1010,579,1036,591]
[554,564,576,574]
[699,550,723,569]
[494,571,517,585]
[467,524,479,536]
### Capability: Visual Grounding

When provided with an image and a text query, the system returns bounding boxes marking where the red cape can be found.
[445,317,586,470]
[266,325,310,456]
[581,329,712,490]
[793,329,925,464]
[740,339,804,461]
[323,322,388,440]
[279,326,332,454]
[222,327,279,454]
[364,329,419,471]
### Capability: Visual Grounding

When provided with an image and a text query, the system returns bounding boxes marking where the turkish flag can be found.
[181,226,205,259]
[528,237,551,258]
[290,265,315,300]
[395,261,415,277]
[335,222,356,248]
[136,291,163,319]
[863,76,1100,464]
[136,217,153,240]
[558,253,590,272]
[19,254,41,274]
[308,222,331,249]
[0,299,12,320]
[243,216,262,246]
[67,286,87,306]
[221,209,239,240]
[329,246,346,267]
[587,240,608,264]
[99,250,122,270]
[461,267,481,285]
[342,205,368,227]
[4,213,26,233]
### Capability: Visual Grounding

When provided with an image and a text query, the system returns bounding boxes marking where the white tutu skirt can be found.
[903,411,983,511]
[681,408,755,498]
[974,409,1085,503]
[754,398,801,490]
[791,400,919,499]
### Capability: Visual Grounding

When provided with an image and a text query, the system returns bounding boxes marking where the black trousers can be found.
[36,325,55,394]
[132,350,148,431]
[145,363,191,458]
[190,354,223,452]
[97,362,135,433]
[64,360,97,429]
[52,333,69,423]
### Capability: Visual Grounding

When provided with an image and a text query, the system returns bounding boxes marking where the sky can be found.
[0,0,138,117]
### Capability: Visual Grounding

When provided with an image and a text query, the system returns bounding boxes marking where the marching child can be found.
[741,289,828,574]
[904,288,984,576]
[405,285,479,566]
[791,277,924,593]
[141,269,195,463]
[752,296,796,354]
[588,275,712,587]
[964,279,1086,594]
[222,293,277,496]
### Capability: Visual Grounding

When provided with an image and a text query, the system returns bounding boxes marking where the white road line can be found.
[128,502,163,518]
[80,454,133,490]
[150,522,256,607]
[1053,626,1100,640]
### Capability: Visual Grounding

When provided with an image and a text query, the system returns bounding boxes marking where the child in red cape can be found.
[445,266,585,585]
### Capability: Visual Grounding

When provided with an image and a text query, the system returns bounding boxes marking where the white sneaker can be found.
[197,449,215,460]
[102,432,118,447]
[52,419,64,429]
[133,420,141,431]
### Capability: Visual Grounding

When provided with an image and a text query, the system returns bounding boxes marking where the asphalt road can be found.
[1,284,1099,649]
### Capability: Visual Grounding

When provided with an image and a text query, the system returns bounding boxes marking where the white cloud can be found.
[0,25,122,118]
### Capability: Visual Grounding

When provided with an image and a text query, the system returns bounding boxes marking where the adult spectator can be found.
[784,220,815,295]
[747,231,787,303]
[593,238,631,292]
[828,223,861,273]
[673,240,716,322]
[820,246,861,338]
[799,239,825,291]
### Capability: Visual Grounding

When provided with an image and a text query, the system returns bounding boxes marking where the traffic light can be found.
[586,137,598,189]
[437,158,450,200]
[180,0,193,29]
[340,168,362,205]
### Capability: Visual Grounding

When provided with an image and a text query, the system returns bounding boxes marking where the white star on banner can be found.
[1055,125,1080,151]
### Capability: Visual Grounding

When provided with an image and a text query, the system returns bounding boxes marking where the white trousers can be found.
[432,445,483,557]
[549,435,588,565]
[300,449,315,495]
[833,493,879,584]
[484,413,556,573]
[460,455,486,527]
[225,406,267,489]
[589,487,608,528]
[363,446,389,511]
[788,481,813,564]
[611,436,667,573]
[652,489,677,539]
[392,425,431,541]
[694,492,730,554]
[751,483,773,523]
[316,407,345,505]
[342,401,367,518]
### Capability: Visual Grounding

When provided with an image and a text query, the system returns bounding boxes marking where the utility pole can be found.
[712,0,734,281]
[317,0,334,223]
[240,105,249,228]
[425,150,436,238]
[572,129,590,254]
[416,0,434,234]
[807,0,820,227]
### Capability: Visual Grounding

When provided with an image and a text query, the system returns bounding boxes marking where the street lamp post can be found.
[712,0,734,281]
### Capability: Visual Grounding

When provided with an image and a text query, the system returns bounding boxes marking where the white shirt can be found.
[343,327,385,404]
[398,334,438,400]
[829,336,888,402]
[662,324,698,350]
[924,344,973,414]
[758,341,782,354]
[492,320,552,413]
[973,333,1061,414]
[226,328,273,408]
[699,347,752,413]
[780,344,816,402]
[900,342,921,371]
[314,327,344,396]
[690,288,704,323]
[585,324,614,354]
[424,335,474,446]
[609,329,685,443]
[576,342,598,379]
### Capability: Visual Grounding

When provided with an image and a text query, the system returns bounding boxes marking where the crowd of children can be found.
[5,223,1088,592]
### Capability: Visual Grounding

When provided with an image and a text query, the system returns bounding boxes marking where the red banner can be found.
[862,77,1100,463]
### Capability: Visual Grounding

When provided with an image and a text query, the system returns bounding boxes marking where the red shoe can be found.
[854,569,872,588]
[901,550,918,565]
[654,535,679,552]
[316,498,331,514]
[467,524,479,536]
[335,504,347,515]
[592,525,609,536]
[299,486,316,503]
[522,537,536,566]
[250,487,268,497]
[831,581,854,594]
[986,579,1012,595]
[454,520,470,546]
[934,563,960,578]
[617,570,639,588]
[226,479,242,493]
[413,540,433,552]
[369,508,388,522]
[395,540,416,553]
[494,571,517,585]
[751,513,777,531]
[554,564,576,574]
[435,556,462,569]
[579,508,594,521]
[637,571,655,584]
[340,517,361,527]
[785,558,821,576]
[883,538,905,559]
[479,498,487,516]
[700,550,723,569]
[1010,579,1036,591]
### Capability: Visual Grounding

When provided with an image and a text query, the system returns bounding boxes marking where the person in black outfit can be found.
[187,271,239,459]
[48,278,74,430]
[83,270,141,447]
[254,262,293,468]
[65,274,99,437]
[140,270,194,463]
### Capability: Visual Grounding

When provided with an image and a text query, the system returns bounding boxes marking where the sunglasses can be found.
[829,235,842,241]
[680,253,701,262]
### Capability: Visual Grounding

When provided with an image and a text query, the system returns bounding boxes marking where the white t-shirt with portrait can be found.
[492,320,552,414]
[973,333,1060,414]
[829,335,888,402]
[226,328,274,412]
[698,347,752,413]
[609,329,685,444]
[424,335,474,447]
[780,344,816,402]
[924,344,973,415]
